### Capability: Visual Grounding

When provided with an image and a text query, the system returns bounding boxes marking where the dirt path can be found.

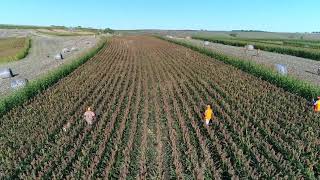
[0,31,98,97]
[176,38,320,86]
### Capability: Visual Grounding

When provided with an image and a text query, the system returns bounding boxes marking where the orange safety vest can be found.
[315,100,320,112]
[205,108,213,120]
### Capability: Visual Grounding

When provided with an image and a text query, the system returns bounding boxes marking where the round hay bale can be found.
[204,41,210,46]
[62,48,70,53]
[54,53,63,60]
[71,47,78,51]
[0,68,13,79]
[275,64,288,75]
[11,79,28,89]
[246,45,255,50]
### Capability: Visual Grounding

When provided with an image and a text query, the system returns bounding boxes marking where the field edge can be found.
[192,36,320,61]
[0,36,109,117]
[0,37,31,63]
[36,30,96,37]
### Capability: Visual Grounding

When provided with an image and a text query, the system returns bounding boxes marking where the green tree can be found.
[103,28,115,34]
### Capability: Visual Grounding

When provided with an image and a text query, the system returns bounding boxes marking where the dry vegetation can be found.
[37,29,96,36]
[0,37,30,63]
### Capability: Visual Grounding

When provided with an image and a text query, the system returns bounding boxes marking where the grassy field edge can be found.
[157,36,320,100]
[16,38,31,60]
[37,30,96,37]
[0,37,31,63]
[0,36,109,117]
[192,36,320,61]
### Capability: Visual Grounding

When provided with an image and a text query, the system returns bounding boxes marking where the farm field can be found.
[175,38,320,86]
[0,31,98,97]
[194,36,320,50]
[193,35,320,61]
[0,36,319,179]
[37,29,96,36]
[0,37,30,63]
[251,39,320,49]
[128,30,320,41]
[0,29,34,38]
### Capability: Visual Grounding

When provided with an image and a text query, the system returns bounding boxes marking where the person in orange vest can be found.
[84,107,96,125]
[204,105,214,126]
[313,97,320,112]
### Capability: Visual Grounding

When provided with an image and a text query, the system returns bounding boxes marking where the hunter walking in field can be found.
[204,105,214,126]
[313,97,320,112]
[84,107,96,125]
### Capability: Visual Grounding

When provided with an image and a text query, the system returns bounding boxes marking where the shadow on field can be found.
[305,70,318,75]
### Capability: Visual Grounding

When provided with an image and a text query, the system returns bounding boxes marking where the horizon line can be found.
[0,24,319,34]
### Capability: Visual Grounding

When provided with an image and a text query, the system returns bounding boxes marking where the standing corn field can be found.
[0,36,319,179]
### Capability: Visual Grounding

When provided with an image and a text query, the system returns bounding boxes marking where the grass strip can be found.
[37,30,96,37]
[192,36,320,61]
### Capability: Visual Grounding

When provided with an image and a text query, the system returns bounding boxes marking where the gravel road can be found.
[0,30,98,97]
[176,38,320,86]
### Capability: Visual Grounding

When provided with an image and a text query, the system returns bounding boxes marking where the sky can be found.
[0,0,319,32]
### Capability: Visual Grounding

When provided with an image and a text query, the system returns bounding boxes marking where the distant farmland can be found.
[37,29,96,36]
[0,37,30,63]
[192,35,320,60]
